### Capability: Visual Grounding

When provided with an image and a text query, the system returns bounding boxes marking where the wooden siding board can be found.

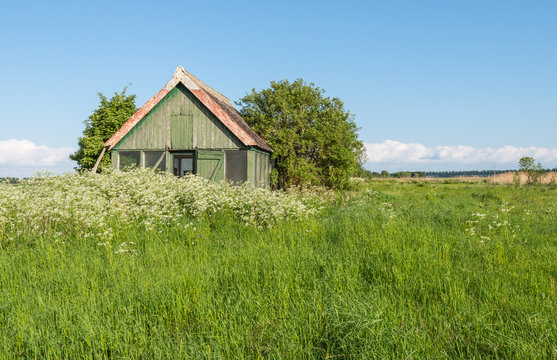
[261,153,264,187]
[255,152,260,187]
[163,101,169,148]
[265,155,268,187]
[111,151,118,169]
[258,152,262,187]
[247,150,255,186]
[165,151,172,174]
[196,111,204,148]
[259,152,265,187]
[267,156,272,187]
[187,115,193,148]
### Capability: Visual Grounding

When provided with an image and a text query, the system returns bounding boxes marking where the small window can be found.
[173,155,194,177]
[144,151,166,172]
[119,151,140,170]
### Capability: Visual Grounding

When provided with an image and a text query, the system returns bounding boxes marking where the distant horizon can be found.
[1,137,556,177]
[3,168,556,180]
[1,156,555,179]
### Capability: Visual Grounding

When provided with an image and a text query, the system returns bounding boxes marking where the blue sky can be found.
[1,0,556,176]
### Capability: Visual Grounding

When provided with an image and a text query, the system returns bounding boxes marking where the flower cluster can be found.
[0,169,321,241]
[379,202,397,219]
[464,211,519,242]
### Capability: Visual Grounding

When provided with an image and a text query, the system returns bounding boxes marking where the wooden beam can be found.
[92,147,107,174]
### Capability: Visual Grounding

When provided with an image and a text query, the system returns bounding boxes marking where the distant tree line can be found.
[354,168,426,179]
[0,177,20,184]
[425,170,514,178]
[354,166,557,180]
[382,171,426,178]
[426,168,556,178]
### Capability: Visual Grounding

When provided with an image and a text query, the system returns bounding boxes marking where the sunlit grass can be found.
[0,176,555,358]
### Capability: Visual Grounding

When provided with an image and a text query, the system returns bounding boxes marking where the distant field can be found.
[488,171,557,184]
[0,174,556,358]
[376,171,557,185]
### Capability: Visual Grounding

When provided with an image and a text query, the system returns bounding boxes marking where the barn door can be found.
[196,150,224,181]
[171,114,193,149]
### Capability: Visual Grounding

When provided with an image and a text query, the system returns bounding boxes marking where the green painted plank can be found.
[171,114,193,149]
[111,151,118,169]
[165,151,172,175]
[196,150,224,182]
[249,150,254,186]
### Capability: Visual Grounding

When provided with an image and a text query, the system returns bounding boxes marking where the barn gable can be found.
[113,83,243,151]
[105,66,272,152]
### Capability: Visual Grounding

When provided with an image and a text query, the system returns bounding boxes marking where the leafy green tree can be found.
[519,156,545,184]
[238,79,365,189]
[70,88,137,171]
[519,156,535,172]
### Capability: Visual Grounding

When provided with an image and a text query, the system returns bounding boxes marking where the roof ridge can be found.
[178,67,233,106]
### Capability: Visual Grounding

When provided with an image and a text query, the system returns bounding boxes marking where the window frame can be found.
[173,153,195,177]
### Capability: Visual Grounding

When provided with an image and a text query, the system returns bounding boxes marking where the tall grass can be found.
[0,176,555,358]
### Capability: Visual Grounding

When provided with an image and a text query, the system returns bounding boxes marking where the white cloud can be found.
[0,139,74,176]
[365,140,557,170]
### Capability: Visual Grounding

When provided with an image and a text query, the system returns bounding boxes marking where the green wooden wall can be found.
[114,84,241,151]
[247,149,272,188]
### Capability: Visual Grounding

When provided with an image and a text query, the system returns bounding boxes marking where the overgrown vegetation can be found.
[0,169,318,242]
[0,174,556,358]
[0,177,20,184]
[70,88,137,171]
[238,79,365,189]
[518,156,546,185]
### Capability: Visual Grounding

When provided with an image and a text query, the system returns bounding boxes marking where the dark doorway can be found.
[225,150,247,183]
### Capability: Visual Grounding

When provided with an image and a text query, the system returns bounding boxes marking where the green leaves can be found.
[238,79,364,189]
[70,88,137,172]
[518,156,545,185]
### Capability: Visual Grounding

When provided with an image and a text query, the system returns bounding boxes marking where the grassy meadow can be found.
[0,173,556,358]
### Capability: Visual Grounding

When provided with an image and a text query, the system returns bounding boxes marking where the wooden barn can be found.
[102,66,273,188]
